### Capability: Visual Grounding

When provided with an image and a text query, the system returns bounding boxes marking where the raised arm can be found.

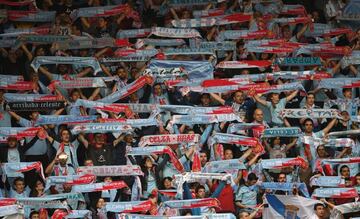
[210,93,225,105]
[78,133,89,149]
[322,118,336,135]
[286,90,299,102]
[253,93,267,106]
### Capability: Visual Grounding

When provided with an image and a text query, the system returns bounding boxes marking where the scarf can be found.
[246,46,294,54]
[309,176,345,187]
[173,172,232,198]
[281,4,307,16]
[0,80,34,91]
[114,49,159,58]
[150,27,201,38]
[275,57,321,66]
[57,38,130,50]
[163,47,216,56]
[328,129,360,137]
[104,200,152,213]
[193,8,225,18]
[71,123,133,134]
[139,134,200,147]
[66,210,92,219]
[77,165,143,176]
[341,55,360,68]
[0,205,22,217]
[16,197,68,209]
[74,99,133,117]
[227,123,263,134]
[8,10,55,22]
[164,198,220,209]
[44,174,96,191]
[117,29,151,39]
[168,0,216,6]
[135,38,186,48]
[48,77,107,91]
[262,127,302,137]
[280,109,342,119]
[260,157,308,169]
[312,188,358,198]
[202,159,247,173]
[211,133,263,153]
[0,0,35,6]
[217,30,274,41]
[331,202,360,219]
[149,59,213,81]
[318,78,360,89]
[0,127,42,139]
[36,115,96,125]
[296,44,351,56]
[16,35,70,45]
[171,18,216,28]
[260,182,310,198]
[170,114,241,125]
[72,181,128,193]
[8,101,65,112]
[99,75,154,103]
[70,4,138,20]
[216,60,272,69]
[301,136,355,148]
[48,193,85,210]
[31,56,102,75]
[4,93,61,102]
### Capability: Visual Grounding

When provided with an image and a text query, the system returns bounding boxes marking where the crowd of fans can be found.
[0,0,359,218]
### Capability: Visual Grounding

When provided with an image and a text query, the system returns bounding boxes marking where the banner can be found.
[77,165,143,176]
[150,27,201,38]
[71,123,133,134]
[164,198,220,209]
[264,194,321,219]
[8,101,65,111]
[260,157,308,169]
[99,75,154,103]
[312,188,358,198]
[139,134,200,147]
[309,176,345,187]
[275,57,321,66]
[202,159,247,173]
[280,109,342,119]
[262,127,302,137]
[216,60,272,69]
[31,56,102,75]
[45,174,96,191]
[72,181,128,193]
[148,60,213,81]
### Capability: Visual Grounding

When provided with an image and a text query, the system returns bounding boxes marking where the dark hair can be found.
[303,118,314,125]
[340,165,350,173]
[29,211,39,218]
[247,173,258,181]
[314,203,325,210]
[195,185,205,194]
[342,88,352,93]
[306,92,315,99]
[14,177,25,185]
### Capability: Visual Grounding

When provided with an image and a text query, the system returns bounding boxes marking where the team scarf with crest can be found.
[210,133,264,153]
[48,77,107,91]
[217,30,274,41]
[71,123,133,134]
[0,127,43,139]
[202,159,247,173]
[262,127,302,137]
[16,197,68,209]
[164,198,220,209]
[73,99,134,117]
[0,80,34,91]
[70,4,139,21]
[56,38,131,50]
[216,60,272,69]
[4,93,62,102]
[227,123,263,134]
[259,182,310,198]
[135,38,185,48]
[170,114,242,125]
[65,210,92,219]
[117,29,151,39]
